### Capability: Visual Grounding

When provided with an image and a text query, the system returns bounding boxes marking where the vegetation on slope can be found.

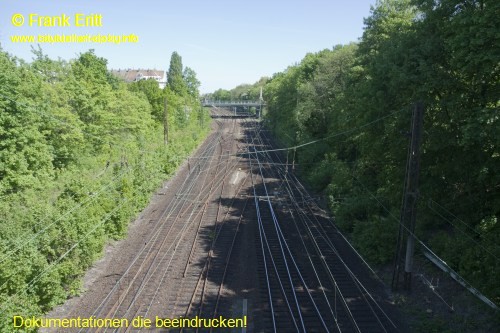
[213,0,499,308]
[0,47,210,331]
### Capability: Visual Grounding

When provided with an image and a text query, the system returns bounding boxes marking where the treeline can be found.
[204,77,268,101]
[0,47,210,330]
[241,0,499,302]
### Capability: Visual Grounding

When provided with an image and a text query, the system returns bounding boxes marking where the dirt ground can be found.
[379,256,500,333]
[43,120,263,332]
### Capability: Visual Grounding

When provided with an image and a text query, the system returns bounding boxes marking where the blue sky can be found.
[1,0,377,93]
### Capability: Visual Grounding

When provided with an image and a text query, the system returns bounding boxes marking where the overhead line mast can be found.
[392,102,424,291]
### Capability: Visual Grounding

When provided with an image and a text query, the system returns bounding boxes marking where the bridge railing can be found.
[202,100,265,106]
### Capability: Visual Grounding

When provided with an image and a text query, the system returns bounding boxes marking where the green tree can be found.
[261,0,500,301]
[130,78,164,122]
[29,48,85,169]
[183,66,200,99]
[211,88,231,101]
[167,51,187,95]
[0,50,54,194]
[0,46,210,332]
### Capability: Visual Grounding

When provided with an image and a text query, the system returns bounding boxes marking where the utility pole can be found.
[392,102,424,291]
[199,106,203,127]
[259,87,263,119]
[163,96,169,145]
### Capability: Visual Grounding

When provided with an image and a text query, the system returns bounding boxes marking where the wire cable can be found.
[426,197,500,251]
[0,186,137,316]
[351,174,499,309]
[0,167,131,267]
[258,129,394,331]
[188,109,401,159]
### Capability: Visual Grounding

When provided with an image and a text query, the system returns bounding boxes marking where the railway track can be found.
[57,118,402,333]
[62,119,237,331]
[246,122,400,332]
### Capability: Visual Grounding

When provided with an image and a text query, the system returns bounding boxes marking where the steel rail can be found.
[253,139,331,333]
[85,122,228,332]
[259,126,397,332]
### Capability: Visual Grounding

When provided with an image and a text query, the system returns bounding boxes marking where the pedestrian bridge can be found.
[202,100,265,107]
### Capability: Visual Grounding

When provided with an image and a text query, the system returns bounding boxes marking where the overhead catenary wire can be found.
[351,174,499,310]
[427,198,483,236]
[0,90,155,249]
[189,109,402,159]
[2,103,414,326]
[425,197,500,259]
[258,129,396,331]
[0,167,132,267]
[0,131,177,267]
[252,131,365,332]
[0,135,181,312]
[80,120,252,329]
[0,89,219,319]
[0,180,144,316]
[121,127,241,326]
[0,90,213,269]
[257,127,389,285]
[251,147,309,332]
[284,200,342,331]
[117,119,248,326]
[10,81,494,319]
[84,122,229,326]
[277,173,396,331]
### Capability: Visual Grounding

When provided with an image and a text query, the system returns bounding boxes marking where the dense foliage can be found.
[259,0,499,304]
[0,48,210,331]
[204,77,268,102]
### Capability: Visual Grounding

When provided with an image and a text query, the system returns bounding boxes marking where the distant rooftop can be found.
[111,69,165,82]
